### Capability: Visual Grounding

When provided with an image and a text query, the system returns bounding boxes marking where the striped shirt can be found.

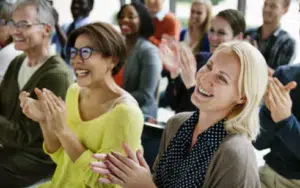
[245,27,296,70]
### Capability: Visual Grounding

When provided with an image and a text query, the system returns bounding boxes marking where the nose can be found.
[209,32,217,43]
[198,71,214,87]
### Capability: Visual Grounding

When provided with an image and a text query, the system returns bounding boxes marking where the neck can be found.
[261,22,280,39]
[25,42,50,67]
[126,35,139,52]
[196,110,228,133]
[81,75,123,104]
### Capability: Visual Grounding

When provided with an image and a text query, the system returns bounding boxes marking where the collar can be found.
[155,8,168,21]
[74,16,89,28]
[258,26,282,38]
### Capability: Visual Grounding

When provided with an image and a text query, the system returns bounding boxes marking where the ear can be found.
[237,96,247,105]
[234,32,244,41]
[43,24,52,38]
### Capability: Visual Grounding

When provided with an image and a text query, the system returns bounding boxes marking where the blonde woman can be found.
[91,41,268,188]
[180,0,212,53]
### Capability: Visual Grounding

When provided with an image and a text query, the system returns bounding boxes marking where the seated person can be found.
[51,0,94,59]
[161,9,245,113]
[116,2,162,119]
[92,41,268,187]
[253,64,300,188]
[0,0,73,187]
[180,0,212,53]
[245,0,295,75]
[20,22,144,188]
[0,1,22,82]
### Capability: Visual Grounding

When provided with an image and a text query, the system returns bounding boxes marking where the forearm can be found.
[40,122,61,153]
[56,127,86,162]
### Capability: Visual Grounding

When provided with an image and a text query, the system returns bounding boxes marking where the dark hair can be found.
[87,0,94,10]
[216,9,246,37]
[67,22,127,76]
[117,2,154,39]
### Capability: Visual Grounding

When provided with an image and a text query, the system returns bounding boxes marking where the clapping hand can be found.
[264,77,297,123]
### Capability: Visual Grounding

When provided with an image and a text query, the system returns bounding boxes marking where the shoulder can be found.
[274,64,300,84]
[43,55,72,75]
[165,112,194,133]
[138,38,158,52]
[218,134,256,164]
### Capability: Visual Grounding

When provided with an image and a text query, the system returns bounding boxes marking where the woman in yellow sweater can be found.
[19,22,144,187]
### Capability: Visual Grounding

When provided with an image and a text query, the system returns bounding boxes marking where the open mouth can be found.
[75,69,90,77]
[198,87,214,97]
[120,25,131,33]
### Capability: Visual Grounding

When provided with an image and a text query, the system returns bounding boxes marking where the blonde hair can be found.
[189,0,212,54]
[217,41,268,140]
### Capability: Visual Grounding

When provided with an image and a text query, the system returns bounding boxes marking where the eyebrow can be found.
[209,60,231,80]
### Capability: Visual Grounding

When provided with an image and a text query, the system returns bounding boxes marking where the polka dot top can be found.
[155,111,227,188]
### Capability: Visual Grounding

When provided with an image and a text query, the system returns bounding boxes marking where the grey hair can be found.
[14,0,55,28]
[0,1,14,20]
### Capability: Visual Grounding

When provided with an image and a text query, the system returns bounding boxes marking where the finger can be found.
[43,92,55,116]
[107,153,132,174]
[90,161,108,168]
[122,141,138,163]
[93,154,107,161]
[91,166,110,175]
[111,151,137,169]
[98,178,112,184]
[272,78,287,101]
[107,173,125,185]
[267,83,277,109]
[269,80,282,106]
[45,89,62,108]
[137,149,150,170]
[284,81,297,92]
[34,88,43,100]
[105,160,127,182]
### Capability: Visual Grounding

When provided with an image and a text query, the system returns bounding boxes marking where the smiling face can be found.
[70,34,113,88]
[10,4,48,52]
[189,2,207,29]
[191,47,244,115]
[118,5,140,37]
[208,16,236,53]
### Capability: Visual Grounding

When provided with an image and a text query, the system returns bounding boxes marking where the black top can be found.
[245,26,295,69]
[163,52,211,113]
[253,64,300,179]
[155,111,227,187]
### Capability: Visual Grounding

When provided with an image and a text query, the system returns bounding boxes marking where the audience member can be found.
[253,65,300,187]
[51,0,94,59]
[145,0,181,46]
[180,0,212,53]
[92,41,268,188]
[245,0,295,75]
[161,9,245,113]
[20,22,144,187]
[0,0,73,187]
[116,2,162,119]
[0,1,22,82]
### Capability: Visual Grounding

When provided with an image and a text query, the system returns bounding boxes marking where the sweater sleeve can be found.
[54,104,144,188]
[0,72,72,148]
[129,46,162,110]
[275,115,300,159]
[204,140,260,188]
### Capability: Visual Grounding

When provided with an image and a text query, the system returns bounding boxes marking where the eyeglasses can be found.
[69,47,101,60]
[7,20,45,30]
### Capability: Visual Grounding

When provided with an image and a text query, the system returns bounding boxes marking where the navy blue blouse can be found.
[155,111,227,187]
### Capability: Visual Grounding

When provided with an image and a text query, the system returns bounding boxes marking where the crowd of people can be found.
[0,0,299,187]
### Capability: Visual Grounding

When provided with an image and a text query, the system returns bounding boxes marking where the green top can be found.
[0,54,73,173]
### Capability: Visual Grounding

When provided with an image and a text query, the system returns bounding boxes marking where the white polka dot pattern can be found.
[155,111,227,188]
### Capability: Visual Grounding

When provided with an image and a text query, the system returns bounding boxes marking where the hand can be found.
[264,78,297,123]
[178,44,197,89]
[268,67,275,77]
[159,35,181,78]
[43,89,67,133]
[91,143,155,188]
[19,88,46,123]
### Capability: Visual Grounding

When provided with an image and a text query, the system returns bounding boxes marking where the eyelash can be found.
[206,64,228,84]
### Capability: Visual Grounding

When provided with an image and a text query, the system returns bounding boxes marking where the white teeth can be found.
[199,87,212,97]
[14,38,24,41]
[75,70,89,76]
